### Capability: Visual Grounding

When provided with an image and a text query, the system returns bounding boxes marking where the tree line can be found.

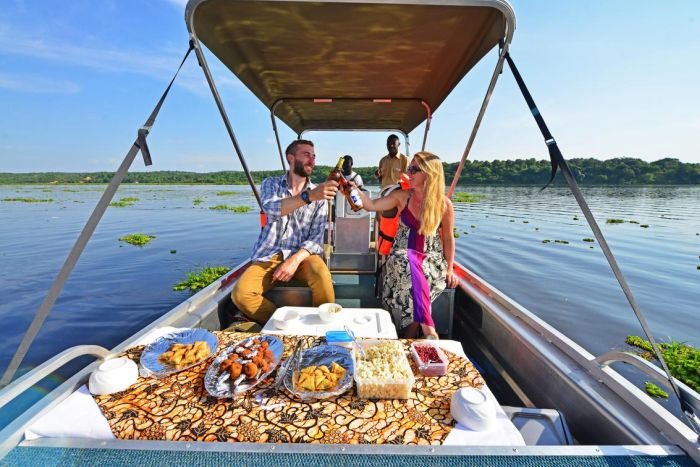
[1,157,698,185]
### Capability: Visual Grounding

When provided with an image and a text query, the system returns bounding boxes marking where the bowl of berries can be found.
[410,342,448,376]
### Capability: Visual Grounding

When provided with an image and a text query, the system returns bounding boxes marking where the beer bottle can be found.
[328,157,363,211]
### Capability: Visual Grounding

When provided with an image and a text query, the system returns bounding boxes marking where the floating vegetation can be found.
[462,231,469,235]
[542,239,551,244]
[640,224,649,228]
[697,266,700,270]
[452,192,485,203]
[453,227,460,238]
[535,227,539,231]
[629,220,640,224]
[62,188,79,192]
[41,189,51,192]
[193,197,203,205]
[209,205,252,213]
[509,219,515,223]
[626,335,700,393]
[470,225,476,228]
[589,246,595,249]
[173,266,231,293]
[2,197,54,203]
[582,238,595,243]
[554,240,570,244]
[170,250,177,254]
[606,219,625,224]
[644,382,669,399]
[110,197,139,207]
[573,216,579,220]
[523,220,529,224]
[118,233,156,247]
[216,191,239,196]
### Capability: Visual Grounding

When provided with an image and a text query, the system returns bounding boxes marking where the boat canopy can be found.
[185,0,515,134]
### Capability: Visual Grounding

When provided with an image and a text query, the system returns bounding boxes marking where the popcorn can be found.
[354,340,414,399]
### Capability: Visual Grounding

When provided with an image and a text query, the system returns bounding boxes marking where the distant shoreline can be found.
[2,157,698,185]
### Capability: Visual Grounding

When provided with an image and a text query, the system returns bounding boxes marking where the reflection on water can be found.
[0,184,698,412]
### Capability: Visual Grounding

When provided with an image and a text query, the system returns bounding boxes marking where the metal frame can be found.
[272,97,432,167]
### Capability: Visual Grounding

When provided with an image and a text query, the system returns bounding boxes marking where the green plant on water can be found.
[523,220,529,224]
[216,191,239,196]
[471,225,476,228]
[589,246,595,249]
[110,197,139,207]
[120,197,139,202]
[193,197,203,205]
[583,238,595,243]
[697,266,700,270]
[2,197,54,203]
[554,240,569,244]
[170,250,177,254]
[451,192,485,203]
[41,189,51,192]
[542,239,551,244]
[629,220,640,224]
[573,216,579,220]
[62,188,79,192]
[644,382,669,399]
[453,227,460,238]
[209,205,252,213]
[606,218,625,224]
[535,227,539,231]
[118,233,156,247]
[173,266,231,293]
[626,335,700,393]
[640,224,650,228]
[509,219,515,223]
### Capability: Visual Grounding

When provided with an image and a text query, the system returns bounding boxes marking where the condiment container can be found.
[410,342,448,376]
[325,330,353,349]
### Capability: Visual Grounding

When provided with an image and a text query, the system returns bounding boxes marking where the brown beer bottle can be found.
[328,157,363,212]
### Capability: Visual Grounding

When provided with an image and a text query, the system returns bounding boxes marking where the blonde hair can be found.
[413,151,445,236]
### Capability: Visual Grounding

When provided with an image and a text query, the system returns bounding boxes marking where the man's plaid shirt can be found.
[250,174,328,262]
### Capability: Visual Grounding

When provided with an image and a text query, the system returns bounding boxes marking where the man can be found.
[375,134,408,188]
[341,155,363,189]
[231,139,338,324]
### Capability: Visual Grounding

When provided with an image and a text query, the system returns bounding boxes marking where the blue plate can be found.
[140,328,218,378]
[204,335,284,398]
[284,345,354,400]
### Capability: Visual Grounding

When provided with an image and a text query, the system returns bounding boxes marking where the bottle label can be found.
[349,189,363,207]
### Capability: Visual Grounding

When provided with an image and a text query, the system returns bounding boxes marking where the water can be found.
[1,184,698,408]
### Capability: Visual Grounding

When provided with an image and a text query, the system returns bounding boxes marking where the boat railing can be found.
[595,351,700,433]
[0,345,111,412]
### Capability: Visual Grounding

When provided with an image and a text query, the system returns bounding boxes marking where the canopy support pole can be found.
[504,51,700,439]
[191,36,263,210]
[447,45,509,197]
[270,100,287,170]
[0,43,194,388]
[420,101,432,151]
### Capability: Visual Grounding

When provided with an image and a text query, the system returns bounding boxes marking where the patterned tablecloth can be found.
[94,332,484,445]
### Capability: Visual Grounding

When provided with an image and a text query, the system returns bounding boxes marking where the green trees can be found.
[1,158,698,185]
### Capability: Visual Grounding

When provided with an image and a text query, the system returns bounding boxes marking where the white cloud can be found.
[0,72,80,94]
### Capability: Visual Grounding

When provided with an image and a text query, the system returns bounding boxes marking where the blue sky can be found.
[1,0,698,172]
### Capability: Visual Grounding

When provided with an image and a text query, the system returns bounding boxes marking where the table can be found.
[261,306,397,339]
[25,329,524,446]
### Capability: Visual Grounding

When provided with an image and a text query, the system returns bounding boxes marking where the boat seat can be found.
[501,406,574,445]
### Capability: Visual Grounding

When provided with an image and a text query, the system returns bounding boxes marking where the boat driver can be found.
[231,139,338,324]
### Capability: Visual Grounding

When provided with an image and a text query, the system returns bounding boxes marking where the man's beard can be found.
[293,158,311,178]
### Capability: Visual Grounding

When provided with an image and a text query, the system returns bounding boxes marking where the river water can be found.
[0,184,698,411]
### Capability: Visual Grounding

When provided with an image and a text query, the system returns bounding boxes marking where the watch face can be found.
[301,190,311,204]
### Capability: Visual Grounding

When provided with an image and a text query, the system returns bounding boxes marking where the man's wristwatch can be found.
[300,190,312,205]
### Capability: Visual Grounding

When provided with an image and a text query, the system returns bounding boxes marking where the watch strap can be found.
[300,190,312,204]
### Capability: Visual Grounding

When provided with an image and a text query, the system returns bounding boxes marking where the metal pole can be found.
[270,99,287,170]
[447,44,509,198]
[420,101,432,151]
[191,36,263,209]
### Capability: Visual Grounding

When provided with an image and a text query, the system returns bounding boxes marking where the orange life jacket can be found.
[377,174,409,256]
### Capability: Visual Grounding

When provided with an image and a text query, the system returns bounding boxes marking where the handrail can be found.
[595,350,700,434]
[0,345,110,411]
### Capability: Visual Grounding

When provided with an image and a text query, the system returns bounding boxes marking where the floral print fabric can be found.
[94,332,484,444]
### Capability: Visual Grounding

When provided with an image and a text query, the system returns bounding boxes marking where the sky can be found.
[1,0,699,173]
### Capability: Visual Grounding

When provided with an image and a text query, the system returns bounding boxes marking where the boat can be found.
[1,0,699,464]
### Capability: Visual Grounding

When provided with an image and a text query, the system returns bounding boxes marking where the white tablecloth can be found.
[25,328,524,446]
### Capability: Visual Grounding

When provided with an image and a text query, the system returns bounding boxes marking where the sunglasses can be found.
[406,165,422,174]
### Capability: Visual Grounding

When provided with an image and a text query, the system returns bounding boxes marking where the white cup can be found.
[88,358,138,395]
[318,303,343,323]
[450,387,497,431]
[273,309,300,330]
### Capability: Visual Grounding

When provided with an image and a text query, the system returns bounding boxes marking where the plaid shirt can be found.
[250,174,328,262]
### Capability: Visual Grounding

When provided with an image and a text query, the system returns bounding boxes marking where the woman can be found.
[357,151,457,338]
